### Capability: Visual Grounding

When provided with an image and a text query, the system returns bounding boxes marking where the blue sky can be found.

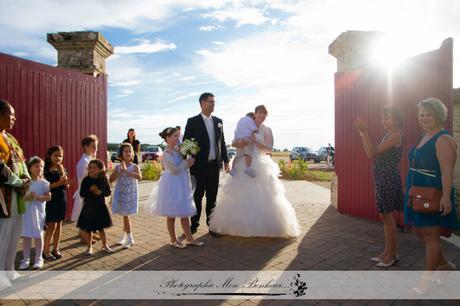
[1,0,459,150]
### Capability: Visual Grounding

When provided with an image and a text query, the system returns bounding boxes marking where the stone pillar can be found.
[331,173,338,209]
[328,31,384,73]
[47,31,114,77]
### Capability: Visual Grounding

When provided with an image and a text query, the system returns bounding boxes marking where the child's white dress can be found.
[151,150,196,218]
[22,179,50,238]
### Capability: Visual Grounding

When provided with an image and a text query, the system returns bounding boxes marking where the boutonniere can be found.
[217,123,223,129]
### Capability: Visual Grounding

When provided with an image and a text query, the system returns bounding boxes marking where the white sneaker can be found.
[33,258,44,270]
[19,259,30,270]
[117,232,127,245]
[123,236,135,249]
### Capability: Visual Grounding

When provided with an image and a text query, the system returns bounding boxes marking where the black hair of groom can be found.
[199,92,214,104]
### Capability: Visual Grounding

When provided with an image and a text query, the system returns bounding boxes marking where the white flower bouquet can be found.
[180,138,200,156]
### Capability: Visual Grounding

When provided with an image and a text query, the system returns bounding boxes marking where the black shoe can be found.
[208,231,221,238]
[42,252,56,261]
[191,227,197,234]
[51,249,63,259]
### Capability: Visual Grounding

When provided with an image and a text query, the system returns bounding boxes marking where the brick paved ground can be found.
[1,180,459,305]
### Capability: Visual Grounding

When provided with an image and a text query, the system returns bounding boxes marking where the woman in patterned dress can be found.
[355,105,404,268]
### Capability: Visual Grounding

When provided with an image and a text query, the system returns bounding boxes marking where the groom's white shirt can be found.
[201,113,216,160]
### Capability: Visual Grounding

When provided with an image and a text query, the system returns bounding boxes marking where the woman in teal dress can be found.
[405,98,459,274]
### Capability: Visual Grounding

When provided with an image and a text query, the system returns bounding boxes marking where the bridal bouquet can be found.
[180,138,200,156]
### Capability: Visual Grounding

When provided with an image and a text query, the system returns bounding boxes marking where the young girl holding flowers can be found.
[151,127,204,249]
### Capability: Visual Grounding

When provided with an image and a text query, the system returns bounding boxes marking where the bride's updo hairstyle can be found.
[255,105,268,115]
[159,127,179,142]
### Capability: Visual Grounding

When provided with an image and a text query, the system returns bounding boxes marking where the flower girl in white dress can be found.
[151,127,204,249]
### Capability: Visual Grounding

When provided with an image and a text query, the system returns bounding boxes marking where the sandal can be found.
[51,249,63,259]
[185,241,205,247]
[102,246,114,253]
[43,252,56,261]
[169,241,186,249]
[84,248,93,256]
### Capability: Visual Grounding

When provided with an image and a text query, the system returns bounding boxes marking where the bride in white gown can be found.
[209,105,301,238]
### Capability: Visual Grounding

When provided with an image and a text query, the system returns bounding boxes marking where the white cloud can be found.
[109,80,142,87]
[116,89,134,98]
[0,0,230,62]
[204,6,270,27]
[107,56,145,88]
[212,41,225,45]
[167,92,200,104]
[199,25,221,31]
[195,31,333,89]
[195,49,214,56]
[115,39,177,54]
[13,51,28,57]
[179,76,196,81]
[108,107,192,145]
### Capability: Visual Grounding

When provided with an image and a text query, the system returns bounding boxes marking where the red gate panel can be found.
[0,52,108,220]
[335,38,453,223]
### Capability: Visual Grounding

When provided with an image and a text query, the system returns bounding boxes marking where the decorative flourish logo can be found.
[290,273,308,297]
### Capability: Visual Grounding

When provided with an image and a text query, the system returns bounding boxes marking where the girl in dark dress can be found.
[43,146,72,261]
[77,159,113,255]
[123,128,140,164]
[355,106,404,268]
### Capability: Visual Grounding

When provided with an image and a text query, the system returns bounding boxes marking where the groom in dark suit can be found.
[183,92,229,238]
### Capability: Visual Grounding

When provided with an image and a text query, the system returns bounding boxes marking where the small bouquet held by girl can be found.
[179,138,200,156]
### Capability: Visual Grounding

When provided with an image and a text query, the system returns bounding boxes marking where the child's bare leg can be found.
[124,216,131,234]
[167,218,177,243]
[43,222,56,255]
[53,221,62,251]
[180,218,194,242]
[99,230,107,247]
[86,232,93,251]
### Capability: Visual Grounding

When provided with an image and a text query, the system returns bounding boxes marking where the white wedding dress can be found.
[209,125,301,238]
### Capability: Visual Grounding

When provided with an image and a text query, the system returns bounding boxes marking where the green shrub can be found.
[141,160,163,181]
[278,159,333,181]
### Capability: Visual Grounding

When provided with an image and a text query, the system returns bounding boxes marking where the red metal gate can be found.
[334,38,453,223]
[0,52,108,220]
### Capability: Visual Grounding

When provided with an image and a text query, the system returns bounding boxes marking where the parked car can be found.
[142,145,163,162]
[227,148,237,160]
[290,147,320,163]
[110,152,118,163]
[317,146,334,162]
